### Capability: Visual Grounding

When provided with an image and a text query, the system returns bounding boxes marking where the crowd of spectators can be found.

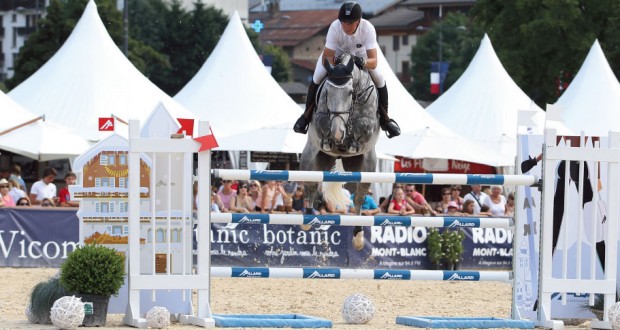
[204,179,516,217]
[0,165,79,209]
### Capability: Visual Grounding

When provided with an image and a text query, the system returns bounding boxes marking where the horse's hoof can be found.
[300,224,312,231]
[352,231,364,250]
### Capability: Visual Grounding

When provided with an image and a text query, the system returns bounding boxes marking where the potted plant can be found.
[426,228,444,269]
[442,229,465,270]
[60,243,125,327]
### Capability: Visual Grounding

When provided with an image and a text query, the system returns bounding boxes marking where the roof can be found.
[250,10,333,47]
[369,7,425,29]
[291,59,316,71]
[251,0,400,16]
[279,82,308,95]
[72,133,153,171]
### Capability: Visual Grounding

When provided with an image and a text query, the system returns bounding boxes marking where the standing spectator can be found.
[450,185,464,210]
[261,180,277,213]
[59,172,79,207]
[350,188,381,215]
[9,165,26,192]
[488,185,507,216]
[229,181,253,213]
[0,179,15,207]
[463,184,491,215]
[217,180,236,212]
[8,179,26,203]
[29,167,57,206]
[387,187,415,215]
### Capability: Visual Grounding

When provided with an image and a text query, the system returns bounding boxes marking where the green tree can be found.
[472,0,620,106]
[246,28,293,83]
[409,12,484,101]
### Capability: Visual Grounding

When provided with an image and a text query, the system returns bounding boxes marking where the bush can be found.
[28,275,69,324]
[60,244,125,297]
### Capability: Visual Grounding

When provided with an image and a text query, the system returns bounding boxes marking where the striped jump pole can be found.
[212,266,511,282]
[211,213,514,228]
[213,169,538,186]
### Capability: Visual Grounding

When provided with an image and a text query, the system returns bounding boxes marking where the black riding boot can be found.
[377,85,400,138]
[294,82,320,134]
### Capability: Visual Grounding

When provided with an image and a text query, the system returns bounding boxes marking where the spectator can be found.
[229,181,253,213]
[211,192,222,213]
[350,188,381,215]
[463,184,491,215]
[9,164,26,192]
[436,187,452,214]
[291,186,305,213]
[404,184,436,215]
[217,180,236,212]
[450,185,464,210]
[0,179,15,207]
[8,179,26,203]
[505,192,515,217]
[282,181,299,195]
[248,180,263,212]
[261,180,277,213]
[271,181,291,212]
[59,172,79,207]
[29,167,57,206]
[462,199,476,215]
[446,201,463,216]
[379,183,404,212]
[488,185,507,216]
[15,197,31,207]
[387,187,415,215]
[41,198,55,207]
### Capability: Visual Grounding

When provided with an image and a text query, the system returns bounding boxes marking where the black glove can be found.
[353,56,366,70]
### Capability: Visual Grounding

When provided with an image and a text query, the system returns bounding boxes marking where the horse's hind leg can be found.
[300,150,336,218]
[342,153,376,250]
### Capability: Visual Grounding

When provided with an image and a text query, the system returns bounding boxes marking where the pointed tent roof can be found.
[375,47,514,166]
[8,0,194,142]
[426,34,546,157]
[553,40,620,135]
[174,11,300,138]
[0,91,91,161]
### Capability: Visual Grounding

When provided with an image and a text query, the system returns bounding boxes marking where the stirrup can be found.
[382,119,400,138]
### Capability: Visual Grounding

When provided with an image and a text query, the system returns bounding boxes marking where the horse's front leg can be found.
[352,182,371,250]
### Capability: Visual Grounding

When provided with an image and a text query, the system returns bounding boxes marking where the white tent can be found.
[426,34,546,157]
[375,47,514,166]
[174,11,300,138]
[8,0,195,142]
[0,91,91,161]
[552,40,620,135]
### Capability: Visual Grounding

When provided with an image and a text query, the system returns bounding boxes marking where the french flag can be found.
[430,62,449,95]
[430,70,440,94]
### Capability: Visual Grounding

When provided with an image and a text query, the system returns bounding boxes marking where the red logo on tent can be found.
[99,117,115,131]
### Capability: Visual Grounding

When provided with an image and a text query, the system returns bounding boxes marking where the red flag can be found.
[99,117,115,131]
[194,128,218,152]
[176,118,194,136]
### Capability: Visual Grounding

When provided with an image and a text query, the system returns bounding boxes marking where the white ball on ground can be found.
[146,306,171,329]
[342,293,375,324]
[50,296,85,330]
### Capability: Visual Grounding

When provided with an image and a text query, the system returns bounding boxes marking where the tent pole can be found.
[0,116,44,137]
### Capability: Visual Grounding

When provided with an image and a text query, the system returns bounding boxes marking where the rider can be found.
[293,1,401,138]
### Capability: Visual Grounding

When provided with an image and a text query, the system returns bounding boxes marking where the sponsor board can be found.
[374,216,411,227]
[303,268,340,279]
[232,214,270,224]
[303,215,341,226]
[443,271,480,281]
[232,267,270,278]
[444,217,479,228]
[373,269,411,280]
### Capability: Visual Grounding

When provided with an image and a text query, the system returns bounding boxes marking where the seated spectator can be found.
[282,181,299,195]
[59,172,79,207]
[217,180,236,213]
[291,187,305,213]
[249,180,263,212]
[463,184,490,215]
[446,201,463,216]
[405,184,436,215]
[261,180,277,213]
[435,187,452,214]
[15,197,31,207]
[462,199,476,215]
[229,181,254,213]
[211,192,221,213]
[8,179,26,203]
[480,205,493,216]
[379,183,404,212]
[0,179,15,207]
[505,192,515,216]
[488,185,507,216]
[350,188,381,216]
[41,198,55,207]
[271,181,291,213]
[387,187,415,215]
[450,185,464,210]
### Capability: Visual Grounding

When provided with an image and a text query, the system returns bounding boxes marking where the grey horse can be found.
[300,53,380,250]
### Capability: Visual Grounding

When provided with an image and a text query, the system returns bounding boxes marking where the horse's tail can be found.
[322,159,352,211]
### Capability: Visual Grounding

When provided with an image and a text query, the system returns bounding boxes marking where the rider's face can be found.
[340,20,360,35]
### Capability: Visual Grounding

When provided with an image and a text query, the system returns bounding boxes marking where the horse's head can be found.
[320,54,356,148]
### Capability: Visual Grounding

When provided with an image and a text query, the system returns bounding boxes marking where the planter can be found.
[75,293,110,327]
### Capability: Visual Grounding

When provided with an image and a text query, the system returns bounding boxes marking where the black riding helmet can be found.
[338,1,362,23]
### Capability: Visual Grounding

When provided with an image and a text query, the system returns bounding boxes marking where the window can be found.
[108,177,115,187]
[119,201,128,213]
[156,229,165,243]
[119,177,126,188]
[402,35,409,46]
[392,35,399,51]
[112,226,123,235]
[171,229,182,243]
[120,154,127,165]
[95,177,101,187]
[108,155,115,165]
[100,155,108,165]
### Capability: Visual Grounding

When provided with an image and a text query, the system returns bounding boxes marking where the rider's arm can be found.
[323,48,336,65]
[364,48,378,70]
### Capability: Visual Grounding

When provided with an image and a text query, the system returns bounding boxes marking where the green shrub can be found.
[60,243,125,297]
[29,275,69,324]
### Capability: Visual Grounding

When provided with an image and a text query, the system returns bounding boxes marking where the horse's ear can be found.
[345,55,354,73]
